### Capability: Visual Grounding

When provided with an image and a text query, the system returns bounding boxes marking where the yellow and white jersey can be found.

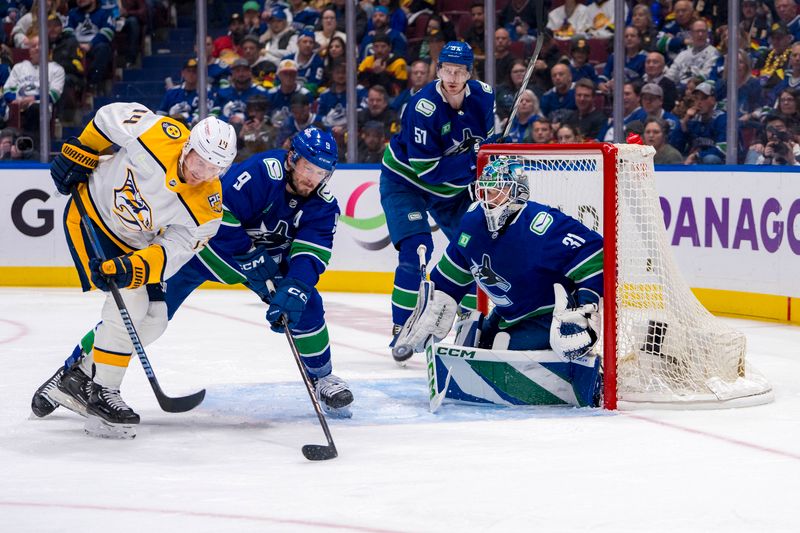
[76,102,223,281]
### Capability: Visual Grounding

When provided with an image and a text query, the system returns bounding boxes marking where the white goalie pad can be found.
[425,342,601,412]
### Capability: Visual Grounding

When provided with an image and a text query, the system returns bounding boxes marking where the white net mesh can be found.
[479,143,772,408]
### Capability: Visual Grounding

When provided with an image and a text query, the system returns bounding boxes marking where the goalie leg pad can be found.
[454,310,483,347]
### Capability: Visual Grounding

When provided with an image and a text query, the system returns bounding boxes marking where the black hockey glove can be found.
[51,137,99,195]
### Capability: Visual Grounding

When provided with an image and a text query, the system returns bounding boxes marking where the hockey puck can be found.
[392,344,413,362]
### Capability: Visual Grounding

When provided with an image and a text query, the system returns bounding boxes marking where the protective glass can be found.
[184,150,224,182]
[293,157,332,193]
[438,65,470,82]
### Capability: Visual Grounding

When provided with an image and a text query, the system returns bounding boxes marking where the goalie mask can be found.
[472,157,529,232]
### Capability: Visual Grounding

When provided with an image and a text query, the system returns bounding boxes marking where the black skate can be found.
[50,365,93,417]
[31,367,64,418]
[84,384,140,439]
[313,374,353,419]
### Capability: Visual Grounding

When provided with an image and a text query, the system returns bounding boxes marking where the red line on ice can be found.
[0,501,407,532]
[0,318,29,344]
[624,412,800,461]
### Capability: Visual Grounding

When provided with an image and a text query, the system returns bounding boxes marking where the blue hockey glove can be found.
[51,137,99,195]
[266,278,311,332]
[234,246,280,300]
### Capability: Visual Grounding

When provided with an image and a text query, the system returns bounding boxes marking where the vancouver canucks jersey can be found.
[192,149,339,289]
[381,79,495,198]
[431,201,603,329]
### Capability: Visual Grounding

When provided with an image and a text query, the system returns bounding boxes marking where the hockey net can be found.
[476,143,773,409]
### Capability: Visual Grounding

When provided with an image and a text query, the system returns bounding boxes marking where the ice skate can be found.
[48,364,93,417]
[31,367,64,418]
[84,384,140,439]
[313,374,353,418]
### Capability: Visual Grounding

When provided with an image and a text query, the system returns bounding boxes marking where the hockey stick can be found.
[391,244,432,362]
[71,188,206,413]
[266,280,338,461]
[501,0,546,140]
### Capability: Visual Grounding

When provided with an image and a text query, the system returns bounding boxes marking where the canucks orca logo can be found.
[443,128,485,157]
[247,219,291,253]
[113,168,153,232]
[470,254,512,307]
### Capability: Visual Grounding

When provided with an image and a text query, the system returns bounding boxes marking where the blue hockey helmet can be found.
[472,157,529,232]
[438,41,474,71]
[290,126,338,173]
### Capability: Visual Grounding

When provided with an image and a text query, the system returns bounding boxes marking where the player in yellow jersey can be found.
[31,102,237,438]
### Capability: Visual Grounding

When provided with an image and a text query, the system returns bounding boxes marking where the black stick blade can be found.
[392,344,413,362]
[156,388,206,413]
[302,444,338,461]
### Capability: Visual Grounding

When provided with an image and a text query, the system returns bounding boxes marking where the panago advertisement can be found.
[1,164,798,320]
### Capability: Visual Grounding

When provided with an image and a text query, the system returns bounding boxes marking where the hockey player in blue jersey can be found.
[33,126,354,420]
[380,40,495,342]
[395,157,604,406]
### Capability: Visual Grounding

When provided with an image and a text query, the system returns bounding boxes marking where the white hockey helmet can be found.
[471,157,529,232]
[182,116,237,174]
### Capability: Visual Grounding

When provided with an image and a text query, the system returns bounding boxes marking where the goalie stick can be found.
[266,280,338,461]
[501,0,546,140]
[391,244,432,363]
[71,188,206,413]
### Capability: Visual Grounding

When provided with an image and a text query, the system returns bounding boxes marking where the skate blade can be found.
[321,404,352,419]
[48,388,88,418]
[84,414,137,439]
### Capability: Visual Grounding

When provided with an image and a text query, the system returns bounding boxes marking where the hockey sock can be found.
[293,324,332,379]
[392,234,433,326]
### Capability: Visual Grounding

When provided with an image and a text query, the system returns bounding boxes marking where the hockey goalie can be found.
[394,156,605,410]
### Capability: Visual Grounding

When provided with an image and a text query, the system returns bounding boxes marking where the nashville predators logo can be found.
[162,121,182,139]
[208,192,222,213]
[113,168,153,232]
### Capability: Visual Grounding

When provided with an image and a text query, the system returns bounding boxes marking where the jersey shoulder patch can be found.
[316,184,335,203]
[415,98,436,117]
[262,157,284,180]
[137,117,190,172]
[530,210,554,235]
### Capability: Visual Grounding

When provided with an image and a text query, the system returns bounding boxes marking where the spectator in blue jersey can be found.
[505,89,541,143]
[64,0,115,93]
[655,0,696,61]
[277,92,324,148]
[391,60,431,119]
[217,58,269,125]
[540,63,577,119]
[318,60,367,133]
[379,41,496,339]
[395,157,604,406]
[630,83,680,135]
[267,58,313,128]
[600,81,643,141]
[157,59,215,128]
[283,29,324,93]
[598,26,647,92]
[670,81,727,164]
[568,37,600,85]
[775,0,800,42]
[288,0,320,31]
[358,6,406,61]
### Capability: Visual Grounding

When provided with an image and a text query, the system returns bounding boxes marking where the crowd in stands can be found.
[1,0,800,165]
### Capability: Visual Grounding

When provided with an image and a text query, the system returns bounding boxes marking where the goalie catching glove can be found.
[51,137,99,195]
[549,283,600,360]
[395,289,458,353]
[90,246,165,291]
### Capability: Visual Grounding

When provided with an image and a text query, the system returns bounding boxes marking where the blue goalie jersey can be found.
[190,150,339,289]
[381,79,495,198]
[431,201,604,329]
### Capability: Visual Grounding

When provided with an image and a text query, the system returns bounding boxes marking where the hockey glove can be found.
[90,246,164,291]
[549,283,599,361]
[51,137,99,195]
[397,289,458,353]
[234,246,281,300]
[266,277,311,332]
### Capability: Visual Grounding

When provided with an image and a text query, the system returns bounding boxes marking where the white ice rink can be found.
[1,287,799,532]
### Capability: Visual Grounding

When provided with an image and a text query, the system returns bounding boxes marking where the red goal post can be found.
[475,142,773,410]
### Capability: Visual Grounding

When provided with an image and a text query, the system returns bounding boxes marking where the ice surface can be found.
[1,288,799,532]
